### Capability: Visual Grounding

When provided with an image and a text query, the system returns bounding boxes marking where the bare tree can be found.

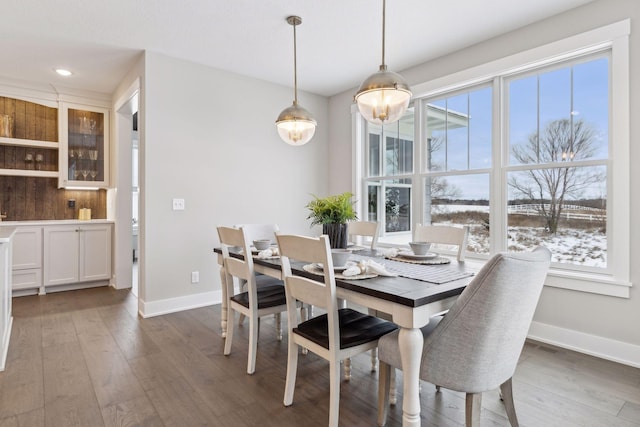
[509,118,604,234]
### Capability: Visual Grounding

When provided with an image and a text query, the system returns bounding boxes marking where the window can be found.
[423,86,492,255]
[365,112,414,238]
[354,21,630,297]
[506,56,609,270]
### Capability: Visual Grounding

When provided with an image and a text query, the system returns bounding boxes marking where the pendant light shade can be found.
[355,0,411,125]
[276,16,317,146]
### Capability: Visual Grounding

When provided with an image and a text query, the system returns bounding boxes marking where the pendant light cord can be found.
[293,20,298,105]
[381,0,386,69]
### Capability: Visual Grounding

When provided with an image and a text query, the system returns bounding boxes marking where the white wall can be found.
[140,52,328,314]
[328,0,640,364]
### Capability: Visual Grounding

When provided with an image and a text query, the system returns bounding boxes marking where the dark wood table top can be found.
[214,247,472,308]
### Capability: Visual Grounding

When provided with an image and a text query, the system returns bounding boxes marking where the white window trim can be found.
[352,20,631,298]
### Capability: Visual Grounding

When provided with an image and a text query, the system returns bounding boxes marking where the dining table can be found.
[213,246,474,427]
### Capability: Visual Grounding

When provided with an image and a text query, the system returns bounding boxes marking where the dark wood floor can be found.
[0,287,638,427]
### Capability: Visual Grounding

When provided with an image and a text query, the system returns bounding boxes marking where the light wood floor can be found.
[0,287,638,426]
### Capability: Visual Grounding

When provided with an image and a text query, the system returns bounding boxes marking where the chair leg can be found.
[224,308,235,356]
[389,368,397,405]
[371,347,378,372]
[275,313,282,341]
[465,393,482,427]
[247,315,259,374]
[301,305,309,355]
[500,378,520,427]
[344,358,351,380]
[283,340,299,407]
[328,359,341,427]
[377,361,391,426]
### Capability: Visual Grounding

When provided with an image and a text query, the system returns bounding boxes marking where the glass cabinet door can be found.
[59,104,109,188]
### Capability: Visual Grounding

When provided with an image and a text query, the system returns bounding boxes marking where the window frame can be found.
[352,20,631,298]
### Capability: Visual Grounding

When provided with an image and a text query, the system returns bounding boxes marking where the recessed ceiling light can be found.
[55,68,72,77]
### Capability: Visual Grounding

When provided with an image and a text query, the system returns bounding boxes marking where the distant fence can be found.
[508,204,606,221]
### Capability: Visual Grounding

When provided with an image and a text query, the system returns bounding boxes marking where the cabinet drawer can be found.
[12,269,42,290]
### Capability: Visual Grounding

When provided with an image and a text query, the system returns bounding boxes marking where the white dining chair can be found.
[414,223,470,261]
[217,225,291,375]
[234,223,279,245]
[276,233,398,427]
[231,223,281,325]
[347,220,380,250]
[377,246,551,426]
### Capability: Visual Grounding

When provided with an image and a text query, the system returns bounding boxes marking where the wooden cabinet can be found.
[11,226,43,291]
[43,223,112,287]
[59,103,110,188]
[0,96,59,178]
[0,95,110,188]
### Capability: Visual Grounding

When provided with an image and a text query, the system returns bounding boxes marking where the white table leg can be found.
[398,327,423,427]
[219,265,228,337]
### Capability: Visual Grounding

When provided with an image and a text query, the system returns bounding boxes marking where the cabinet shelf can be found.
[0,137,58,149]
[0,168,58,178]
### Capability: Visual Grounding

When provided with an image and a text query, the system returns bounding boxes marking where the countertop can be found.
[0,227,16,242]
[0,219,114,227]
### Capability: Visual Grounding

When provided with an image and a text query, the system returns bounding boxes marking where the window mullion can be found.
[492,77,506,253]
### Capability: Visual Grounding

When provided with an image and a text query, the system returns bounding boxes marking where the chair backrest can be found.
[413,224,469,261]
[419,246,551,393]
[348,221,380,249]
[217,226,258,306]
[276,234,340,347]
[233,223,279,244]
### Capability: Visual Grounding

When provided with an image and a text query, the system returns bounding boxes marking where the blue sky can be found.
[422,55,609,200]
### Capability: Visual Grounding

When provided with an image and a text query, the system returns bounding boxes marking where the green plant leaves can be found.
[306,192,358,226]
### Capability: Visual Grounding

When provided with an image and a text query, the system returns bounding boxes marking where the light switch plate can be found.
[172,198,185,210]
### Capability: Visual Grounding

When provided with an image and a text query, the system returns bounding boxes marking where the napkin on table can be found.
[342,259,397,277]
[257,247,279,258]
[379,247,400,258]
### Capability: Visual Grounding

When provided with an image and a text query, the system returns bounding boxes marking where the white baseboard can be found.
[529,321,640,368]
[139,290,222,318]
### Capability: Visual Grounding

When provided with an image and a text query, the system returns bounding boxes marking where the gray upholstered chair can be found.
[277,234,398,427]
[377,246,551,426]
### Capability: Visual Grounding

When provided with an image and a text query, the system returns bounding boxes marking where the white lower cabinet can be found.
[43,224,112,287]
[11,226,43,291]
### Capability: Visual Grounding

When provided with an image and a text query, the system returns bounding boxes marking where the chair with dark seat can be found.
[276,233,398,427]
[414,223,470,261]
[217,225,293,375]
[377,246,551,427]
[348,220,380,250]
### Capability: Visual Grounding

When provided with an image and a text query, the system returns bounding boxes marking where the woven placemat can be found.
[302,264,377,280]
[385,255,451,265]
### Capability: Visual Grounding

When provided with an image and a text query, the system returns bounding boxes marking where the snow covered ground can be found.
[438,205,608,268]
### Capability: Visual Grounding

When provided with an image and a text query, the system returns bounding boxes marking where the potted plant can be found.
[306,192,358,248]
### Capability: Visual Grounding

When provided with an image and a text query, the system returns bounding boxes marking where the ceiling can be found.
[0,0,595,98]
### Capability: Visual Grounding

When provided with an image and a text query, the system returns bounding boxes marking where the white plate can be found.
[397,251,438,260]
[314,262,350,272]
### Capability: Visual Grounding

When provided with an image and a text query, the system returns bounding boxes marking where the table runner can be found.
[350,254,474,284]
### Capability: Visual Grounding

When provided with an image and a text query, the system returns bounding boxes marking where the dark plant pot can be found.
[323,223,348,249]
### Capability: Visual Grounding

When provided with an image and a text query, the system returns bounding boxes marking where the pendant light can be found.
[276,16,317,146]
[355,0,411,125]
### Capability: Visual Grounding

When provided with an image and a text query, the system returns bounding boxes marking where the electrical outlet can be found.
[172,198,185,211]
[191,271,199,284]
